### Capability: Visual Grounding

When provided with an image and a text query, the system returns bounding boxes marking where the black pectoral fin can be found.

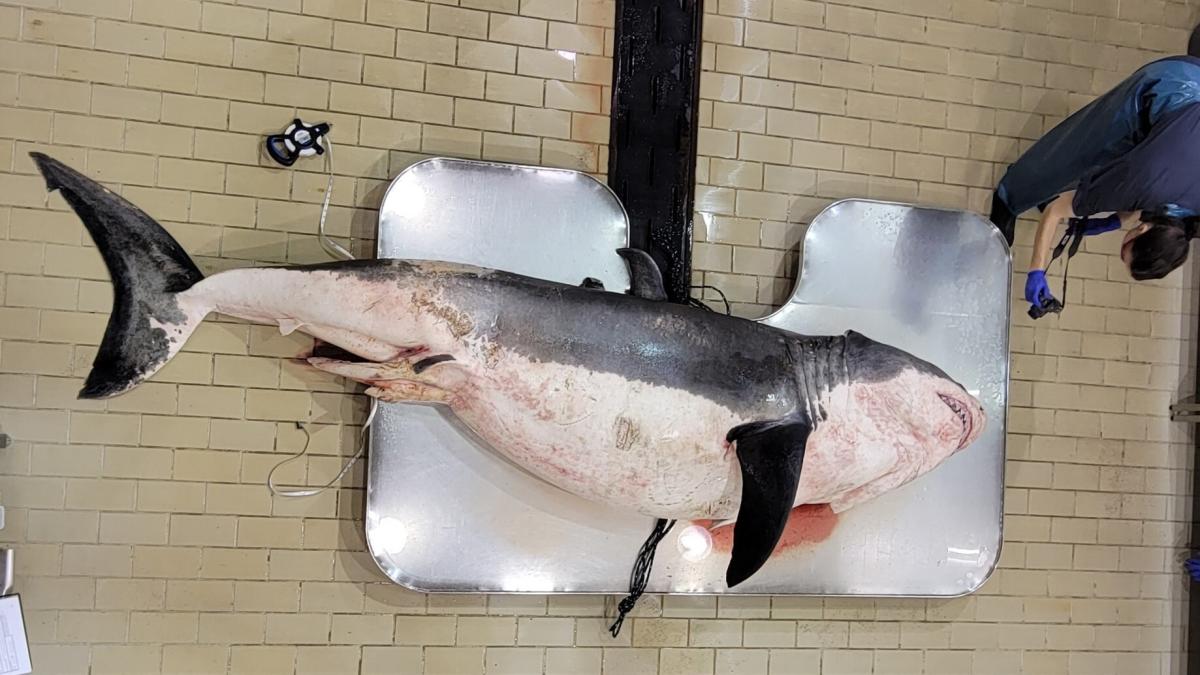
[616,248,668,301]
[725,418,810,588]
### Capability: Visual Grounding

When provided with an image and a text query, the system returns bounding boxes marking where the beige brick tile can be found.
[96,18,165,56]
[26,645,89,675]
[296,646,360,675]
[21,575,95,610]
[367,0,427,29]
[128,0,199,29]
[233,38,300,74]
[392,29,456,66]
[456,616,517,646]
[230,646,296,675]
[196,610,264,643]
[359,647,421,675]
[300,580,363,612]
[326,82,390,117]
[685,618,741,648]
[18,74,93,114]
[767,53,821,86]
[96,577,165,610]
[263,612,330,644]
[161,645,228,674]
[0,473,65,509]
[815,649,870,675]
[420,123,484,156]
[395,615,456,645]
[129,547,198,578]
[57,609,128,642]
[22,10,95,48]
[870,650,923,675]
[93,88,168,129]
[292,47,363,84]
[267,11,333,47]
[419,64,485,100]
[162,30,231,64]
[261,72,329,108]
[704,14,743,46]
[715,44,769,77]
[355,57,420,91]
[546,21,604,54]
[333,20,393,56]
[490,13,547,47]
[166,580,234,612]
[709,649,763,675]
[426,5,487,40]
[817,115,868,146]
[126,610,199,638]
[278,0,347,19]
[1,39,56,78]
[26,507,99,543]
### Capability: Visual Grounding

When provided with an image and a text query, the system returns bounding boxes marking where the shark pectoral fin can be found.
[616,248,668,301]
[725,417,810,588]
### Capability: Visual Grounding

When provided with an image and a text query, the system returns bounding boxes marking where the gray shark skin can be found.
[29,152,986,588]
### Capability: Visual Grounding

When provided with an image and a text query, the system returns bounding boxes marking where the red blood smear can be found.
[697,504,839,555]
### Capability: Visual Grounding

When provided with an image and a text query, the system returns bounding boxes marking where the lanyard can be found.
[1030,219,1086,319]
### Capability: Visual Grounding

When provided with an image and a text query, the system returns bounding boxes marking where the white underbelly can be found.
[449,349,747,520]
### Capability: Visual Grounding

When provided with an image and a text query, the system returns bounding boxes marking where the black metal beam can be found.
[607,0,704,304]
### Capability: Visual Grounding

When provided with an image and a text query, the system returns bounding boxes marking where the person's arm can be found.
[1030,191,1077,271]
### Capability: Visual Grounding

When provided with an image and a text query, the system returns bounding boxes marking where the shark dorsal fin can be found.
[616,248,668,302]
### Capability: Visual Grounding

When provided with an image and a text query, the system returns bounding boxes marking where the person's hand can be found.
[1068,214,1121,237]
[1025,269,1053,306]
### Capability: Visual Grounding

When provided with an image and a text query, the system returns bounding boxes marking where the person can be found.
[989,40,1200,317]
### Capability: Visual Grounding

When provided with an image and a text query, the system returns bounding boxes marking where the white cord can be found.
[267,133,381,498]
[268,402,377,498]
[316,138,355,261]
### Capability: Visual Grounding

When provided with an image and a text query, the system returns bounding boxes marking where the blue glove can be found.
[1025,269,1053,306]
[1068,214,1121,236]
[1186,557,1200,582]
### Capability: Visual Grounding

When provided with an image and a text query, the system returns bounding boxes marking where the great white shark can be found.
[30,152,985,588]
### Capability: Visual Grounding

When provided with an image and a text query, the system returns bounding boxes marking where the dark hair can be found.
[1127,209,1198,280]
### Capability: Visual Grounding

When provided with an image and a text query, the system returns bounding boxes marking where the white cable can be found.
[268,402,377,498]
[267,134,380,498]
[316,138,355,262]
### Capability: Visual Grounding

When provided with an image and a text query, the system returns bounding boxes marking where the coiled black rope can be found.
[609,518,676,637]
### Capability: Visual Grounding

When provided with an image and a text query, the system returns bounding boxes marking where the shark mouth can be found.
[939,393,974,450]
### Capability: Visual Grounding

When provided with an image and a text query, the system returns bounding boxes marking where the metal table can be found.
[365,158,1009,596]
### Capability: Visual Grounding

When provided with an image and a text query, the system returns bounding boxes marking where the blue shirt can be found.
[996,56,1200,218]
[1072,102,1200,216]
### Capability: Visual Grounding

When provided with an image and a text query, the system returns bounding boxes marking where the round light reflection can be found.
[676,524,713,562]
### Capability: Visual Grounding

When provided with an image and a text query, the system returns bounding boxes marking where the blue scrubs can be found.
[993,56,1200,232]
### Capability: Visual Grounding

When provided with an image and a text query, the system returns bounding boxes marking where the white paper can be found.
[0,596,31,675]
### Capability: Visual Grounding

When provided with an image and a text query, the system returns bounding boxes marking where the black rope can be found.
[609,518,676,637]
[688,284,731,315]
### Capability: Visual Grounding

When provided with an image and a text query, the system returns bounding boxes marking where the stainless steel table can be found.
[365,158,1009,596]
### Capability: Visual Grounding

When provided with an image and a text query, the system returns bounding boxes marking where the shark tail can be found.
[30,152,210,399]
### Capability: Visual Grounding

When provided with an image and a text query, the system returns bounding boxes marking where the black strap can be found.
[609,518,675,637]
[1044,219,1087,312]
[1027,218,1084,317]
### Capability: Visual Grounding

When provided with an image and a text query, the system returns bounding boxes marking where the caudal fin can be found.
[30,152,208,399]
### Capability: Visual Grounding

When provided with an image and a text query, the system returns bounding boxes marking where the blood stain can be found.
[698,503,839,555]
